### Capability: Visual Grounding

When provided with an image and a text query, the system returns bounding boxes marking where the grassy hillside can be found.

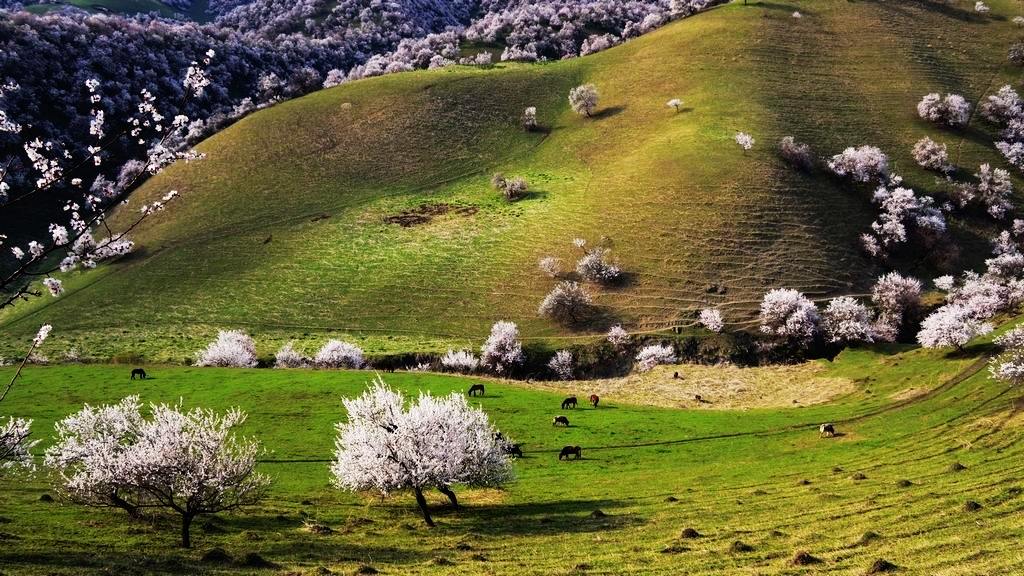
[1,334,1022,574]
[23,0,211,21]
[1,0,1021,360]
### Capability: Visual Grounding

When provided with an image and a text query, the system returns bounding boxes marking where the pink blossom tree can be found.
[548,350,574,380]
[635,343,676,372]
[917,304,993,350]
[195,330,258,368]
[822,297,874,344]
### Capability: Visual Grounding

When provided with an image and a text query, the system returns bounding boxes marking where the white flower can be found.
[734,132,755,151]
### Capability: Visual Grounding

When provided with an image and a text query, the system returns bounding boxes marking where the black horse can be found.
[467,384,485,397]
[561,396,578,409]
[506,443,523,458]
[130,368,147,380]
[558,445,582,460]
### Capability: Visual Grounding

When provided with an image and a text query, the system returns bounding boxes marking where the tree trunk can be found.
[111,491,140,518]
[414,487,435,527]
[437,485,459,508]
[181,513,195,548]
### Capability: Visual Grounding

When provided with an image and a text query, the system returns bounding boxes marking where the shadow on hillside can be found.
[750,1,802,12]
[0,550,199,574]
[443,498,645,536]
[593,106,626,120]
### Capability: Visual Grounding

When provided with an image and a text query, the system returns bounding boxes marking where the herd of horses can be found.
[469,384,599,461]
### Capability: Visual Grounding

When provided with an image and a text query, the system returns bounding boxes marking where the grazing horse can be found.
[130,368,147,380]
[589,394,600,407]
[506,443,523,458]
[819,423,836,438]
[561,396,578,409]
[558,445,582,460]
[467,384,485,397]
[552,415,570,427]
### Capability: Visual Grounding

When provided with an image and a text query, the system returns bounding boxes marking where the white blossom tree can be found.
[274,342,309,368]
[569,84,599,117]
[440,349,480,373]
[0,416,36,474]
[480,321,524,374]
[196,330,258,368]
[491,173,529,201]
[538,256,562,278]
[917,93,971,127]
[522,106,538,131]
[758,288,820,343]
[822,297,874,344]
[548,350,574,380]
[576,247,622,283]
[314,339,365,369]
[606,325,630,349]
[698,308,724,333]
[990,326,1024,385]
[917,304,993,350]
[954,164,1013,220]
[666,98,683,112]
[331,380,513,526]
[45,397,269,547]
[635,343,677,372]
[980,85,1022,124]
[734,132,755,151]
[779,136,814,171]
[871,272,922,338]
[911,137,952,173]
[538,281,593,325]
[828,145,889,182]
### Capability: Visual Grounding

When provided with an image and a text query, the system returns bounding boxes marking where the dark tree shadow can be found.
[592,106,626,120]
[448,499,645,536]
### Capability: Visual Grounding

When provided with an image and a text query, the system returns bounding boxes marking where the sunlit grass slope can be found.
[2,0,1022,360]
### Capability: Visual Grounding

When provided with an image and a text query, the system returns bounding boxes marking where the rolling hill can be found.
[1,0,1020,361]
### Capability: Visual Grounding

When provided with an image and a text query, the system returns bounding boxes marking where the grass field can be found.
[2,0,1022,361]
[1,326,1024,575]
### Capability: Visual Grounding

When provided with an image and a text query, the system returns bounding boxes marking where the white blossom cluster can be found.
[44,397,269,547]
[538,281,593,325]
[758,288,820,343]
[196,330,259,368]
[480,321,524,374]
[569,84,599,117]
[274,342,309,368]
[990,326,1024,385]
[828,145,889,183]
[734,132,755,151]
[576,247,622,283]
[821,296,874,344]
[331,379,512,525]
[0,416,37,473]
[314,339,365,369]
[635,343,677,372]
[911,137,952,173]
[440,349,480,373]
[865,178,945,255]
[698,308,724,333]
[916,92,970,128]
[952,164,1013,220]
[548,350,574,380]
[871,272,921,340]
[606,325,630,348]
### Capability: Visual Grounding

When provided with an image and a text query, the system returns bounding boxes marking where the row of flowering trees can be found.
[2,375,513,545]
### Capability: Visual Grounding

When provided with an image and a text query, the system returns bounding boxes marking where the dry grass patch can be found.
[531,362,856,409]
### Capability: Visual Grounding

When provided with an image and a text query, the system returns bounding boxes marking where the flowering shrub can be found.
[911,137,951,172]
[196,330,258,368]
[274,342,309,368]
[821,297,874,344]
[734,132,755,151]
[635,343,676,372]
[548,350,574,380]
[698,308,724,333]
[916,93,970,127]
[828,145,889,182]
[759,288,820,343]
[440,349,480,373]
[480,321,523,374]
[314,339,365,369]
[569,84,599,117]
[576,248,622,284]
[539,281,593,325]
[607,325,630,348]
[779,136,814,171]
[917,304,993,349]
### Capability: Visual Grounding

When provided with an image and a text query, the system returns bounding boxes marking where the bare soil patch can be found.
[383,203,478,227]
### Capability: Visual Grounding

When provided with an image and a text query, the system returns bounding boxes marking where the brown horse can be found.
[558,445,582,460]
[589,394,599,407]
